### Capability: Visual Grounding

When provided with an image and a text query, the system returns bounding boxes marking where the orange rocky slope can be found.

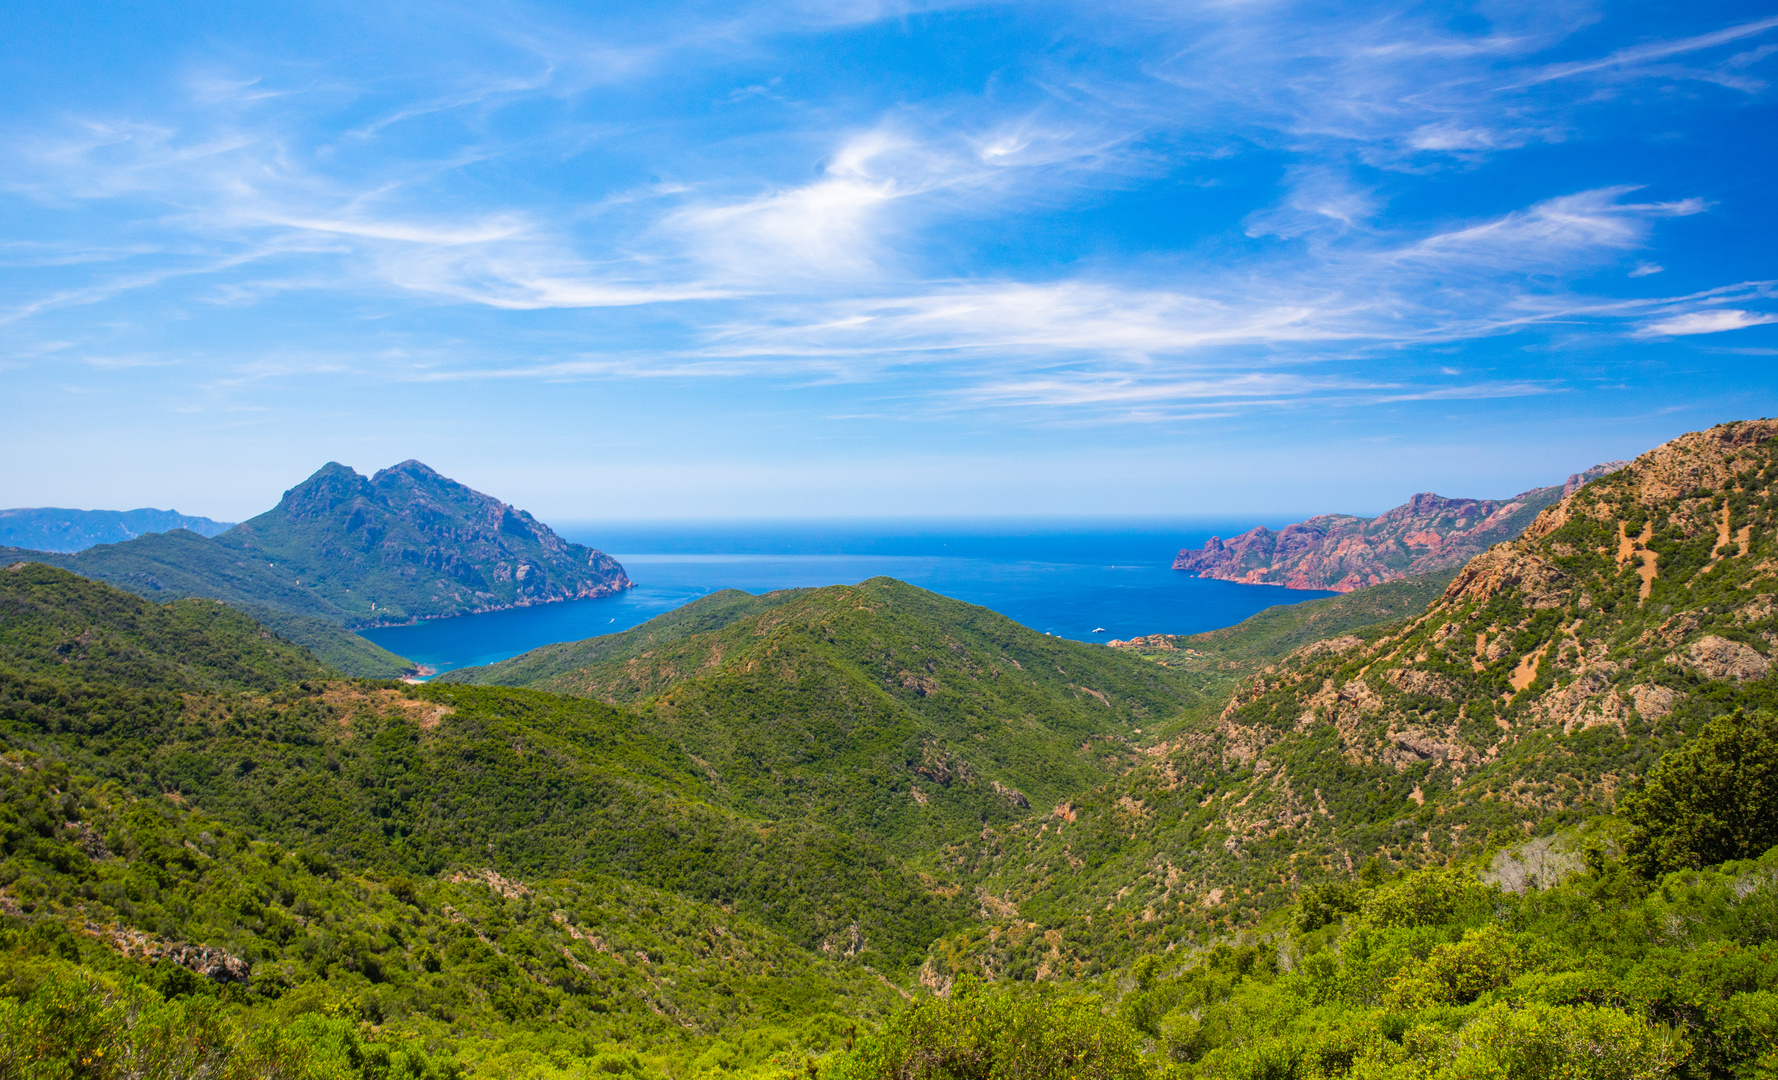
[917,421,1778,975]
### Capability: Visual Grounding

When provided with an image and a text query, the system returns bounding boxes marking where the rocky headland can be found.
[1172,461,1628,592]
[0,460,631,667]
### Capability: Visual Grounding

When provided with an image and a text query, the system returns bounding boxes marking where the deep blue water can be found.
[358,518,1333,675]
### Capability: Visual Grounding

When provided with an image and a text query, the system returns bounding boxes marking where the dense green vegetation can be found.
[0,563,331,693]
[440,589,805,695]
[1624,708,1778,876]
[0,752,897,1077]
[828,977,1146,1080]
[0,674,970,974]
[4,421,1778,1079]
[0,544,415,679]
[822,838,1778,1080]
[1,528,351,628]
[233,603,416,680]
[448,579,1208,856]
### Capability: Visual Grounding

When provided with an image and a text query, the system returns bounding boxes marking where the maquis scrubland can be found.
[2,420,1776,1080]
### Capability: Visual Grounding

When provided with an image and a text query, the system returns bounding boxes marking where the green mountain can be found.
[0,531,413,678]
[2,460,630,630]
[442,579,1207,855]
[4,423,1778,1080]
[0,751,903,1077]
[214,459,631,627]
[0,563,330,693]
[0,506,233,552]
[1,459,633,677]
[2,671,969,976]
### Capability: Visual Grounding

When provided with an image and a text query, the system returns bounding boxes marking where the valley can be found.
[1,422,1775,1079]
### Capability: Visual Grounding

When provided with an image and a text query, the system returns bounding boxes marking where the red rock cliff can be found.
[1173,462,1628,592]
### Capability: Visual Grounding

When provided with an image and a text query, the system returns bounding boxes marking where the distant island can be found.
[1172,461,1628,592]
[0,506,233,552]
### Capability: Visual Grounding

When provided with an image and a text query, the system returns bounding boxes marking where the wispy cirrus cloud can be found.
[1,0,1773,433]
[1503,14,1778,89]
[1636,309,1778,337]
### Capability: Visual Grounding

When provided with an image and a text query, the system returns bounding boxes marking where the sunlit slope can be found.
[0,541,415,679]
[1,671,967,971]
[0,562,332,692]
[447,578,1211,855]
[0,752,902,1073]
[0,571,969,969]
[922,419,1778,974]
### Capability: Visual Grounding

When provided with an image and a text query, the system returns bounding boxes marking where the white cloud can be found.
[667,130,919,279]
[2,0,1770,431]
[1401,188,1703,269]
[1506,15,1778,88]
[1635,309,1778,337]
[1245,168,1379,238]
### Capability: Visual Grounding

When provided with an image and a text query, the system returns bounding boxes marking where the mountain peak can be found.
[223,460,631,627]
[372,458,446,483]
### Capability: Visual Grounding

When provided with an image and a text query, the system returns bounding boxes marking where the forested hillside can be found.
[2,422,1776,1079]
[0,563,330,692]
[445,579,1209,855]
[0,531,415,677]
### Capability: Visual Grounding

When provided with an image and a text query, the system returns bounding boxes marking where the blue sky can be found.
[2,0,1775,521]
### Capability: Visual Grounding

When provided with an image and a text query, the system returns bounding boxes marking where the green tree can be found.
[1623,709,1778,876]
[1434,1002,1688,1080]
[826,979,1148,1080]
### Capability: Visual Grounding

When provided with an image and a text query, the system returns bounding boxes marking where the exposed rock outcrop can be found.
[1206,419,1778,805]
[1173,462,1628,593]
[87,923,252,983]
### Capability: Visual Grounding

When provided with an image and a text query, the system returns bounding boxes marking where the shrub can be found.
[825,979,1147,1080]
[1623,709,1778,876]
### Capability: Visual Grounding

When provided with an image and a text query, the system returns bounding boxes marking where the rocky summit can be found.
[0,460,630,673]
[1172,462,1628,592]
[215,459,631,627]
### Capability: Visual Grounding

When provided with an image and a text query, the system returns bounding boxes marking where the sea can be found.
[358,518,1334,676]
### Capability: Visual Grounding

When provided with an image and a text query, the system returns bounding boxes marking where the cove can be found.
[358,518,1336,676]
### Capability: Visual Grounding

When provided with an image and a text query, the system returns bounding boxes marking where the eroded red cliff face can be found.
[1173,463,1627,592]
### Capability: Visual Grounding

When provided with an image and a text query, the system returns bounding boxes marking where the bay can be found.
[358,518,1332,676]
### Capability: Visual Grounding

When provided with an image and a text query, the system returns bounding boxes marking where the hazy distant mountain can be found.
[0,506,233,552]
[1172,461,1630,592]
